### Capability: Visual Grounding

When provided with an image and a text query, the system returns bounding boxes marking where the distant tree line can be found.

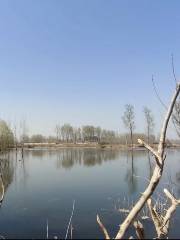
[20,130,156,145]
[53,124,117,144]
[26,104,156,145]
[2,103,180,149]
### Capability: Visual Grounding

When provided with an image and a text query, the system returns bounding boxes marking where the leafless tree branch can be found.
[137,139,161,166]
[162,189,180,235]
[171,54,178,85]
[152,75,167,110]
[147,198,163,238]
[147,188,180,238]
[114,83,180,239]
[133,220,145,239]
[97,215,110,239]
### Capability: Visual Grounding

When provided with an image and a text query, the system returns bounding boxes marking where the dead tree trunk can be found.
[97,83,180,239]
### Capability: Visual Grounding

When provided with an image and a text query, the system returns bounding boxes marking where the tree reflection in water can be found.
[124,150,153,194]
[125,151,137,194]
[24,148,120,169]
[23,148,154,195]
[0,152,14,204]
[56,148,119,169]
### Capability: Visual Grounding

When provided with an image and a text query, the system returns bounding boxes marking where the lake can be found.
[0,148,180,239]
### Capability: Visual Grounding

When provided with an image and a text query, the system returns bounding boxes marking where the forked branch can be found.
[162,189,180,235]
[137,139,161,166]
[147,189,180,238]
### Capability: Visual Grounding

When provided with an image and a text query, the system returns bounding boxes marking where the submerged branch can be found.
[65,200,75,240]
[97,215,110,239]
[133,220,145,239]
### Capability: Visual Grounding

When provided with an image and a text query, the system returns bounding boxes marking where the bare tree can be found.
[94,127,102,142]
[72,128,78,143]
[82,125,95,142]
[30,134,46,143]
[20,119,28,158]
[61,124,73,142]
[13,123,18,151]
[143,107,155,144]
[122,104,135,149]
[97,83,180,239]
[76,127,82,142]
[72,127,82,143]
[55,124,61,142]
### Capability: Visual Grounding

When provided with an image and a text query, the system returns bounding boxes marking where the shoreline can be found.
[14,142,180,150]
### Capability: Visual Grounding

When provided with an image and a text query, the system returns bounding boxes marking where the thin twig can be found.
[46,219,49,239]
[97,215,110,239]
[65,200,75,240]
[152,75,167,110]
[171,54,178,85]
[70,224,73,240]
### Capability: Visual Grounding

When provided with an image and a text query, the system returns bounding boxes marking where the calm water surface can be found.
[0,148,180,239]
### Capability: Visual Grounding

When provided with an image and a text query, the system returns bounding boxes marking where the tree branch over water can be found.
[97,82,180,239]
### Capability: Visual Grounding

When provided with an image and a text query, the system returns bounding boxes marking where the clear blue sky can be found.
[0,0,180,137]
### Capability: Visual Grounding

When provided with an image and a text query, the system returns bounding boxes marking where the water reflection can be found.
[23,148,151,195]
[0,148,179,238]
[147,152,153,179]
[58,149,120,169]
[0,153,14,202]
[24,148,120,169]
[124,152,136,193]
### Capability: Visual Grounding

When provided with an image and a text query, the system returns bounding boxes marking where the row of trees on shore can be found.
[17,131,156,145]
[1,104,180,151]
[51,106,155,144]
[20,106,156,144]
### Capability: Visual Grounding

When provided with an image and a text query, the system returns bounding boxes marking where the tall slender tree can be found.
[143,107,155,144]
[20,119,28,158]
[122,104,135,149]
